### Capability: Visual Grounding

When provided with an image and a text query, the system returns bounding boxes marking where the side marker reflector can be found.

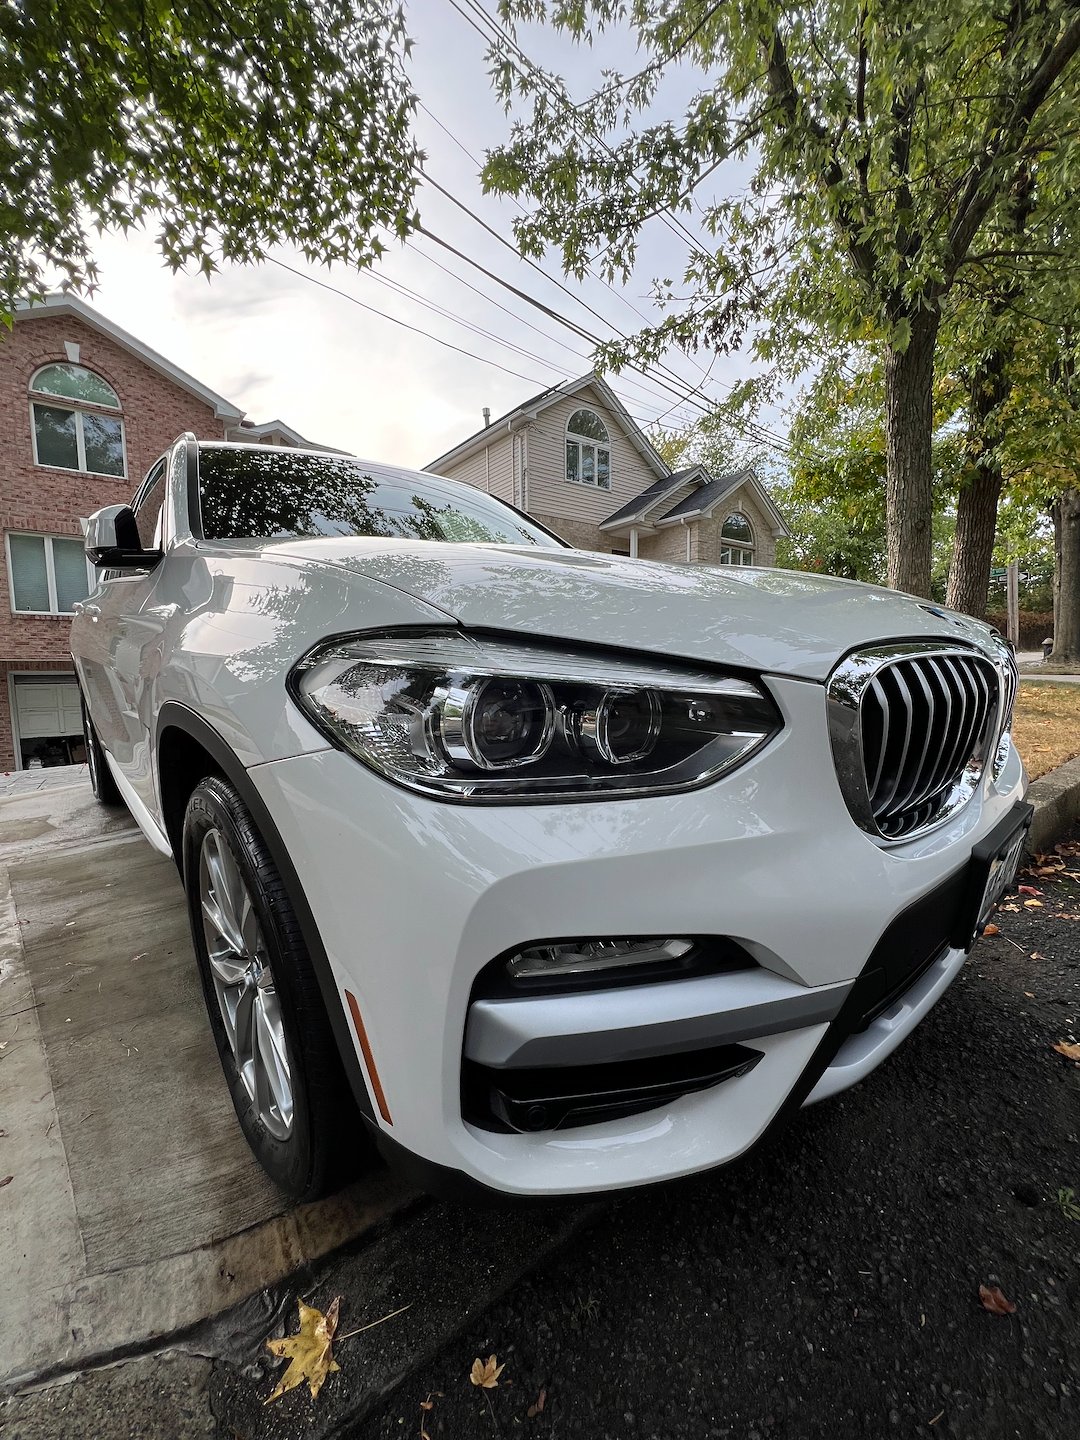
[345,989,393,1126]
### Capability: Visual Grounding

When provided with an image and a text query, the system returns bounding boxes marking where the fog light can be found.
[506,937,693,980]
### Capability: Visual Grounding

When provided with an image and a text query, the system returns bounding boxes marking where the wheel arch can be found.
[155,702,377,1125]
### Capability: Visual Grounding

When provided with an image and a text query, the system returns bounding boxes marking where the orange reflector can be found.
[345,989,393,1126]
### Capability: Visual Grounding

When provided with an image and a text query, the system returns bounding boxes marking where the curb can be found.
[1026,753,1080,855]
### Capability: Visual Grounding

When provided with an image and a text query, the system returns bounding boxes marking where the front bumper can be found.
[247,674,1026,1196]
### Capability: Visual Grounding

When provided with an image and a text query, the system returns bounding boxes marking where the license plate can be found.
[975,828,1028,929]
[954,803,1034,948]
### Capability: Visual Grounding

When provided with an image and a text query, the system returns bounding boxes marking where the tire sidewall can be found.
[182,778,318,1197]
[81,697,121,805]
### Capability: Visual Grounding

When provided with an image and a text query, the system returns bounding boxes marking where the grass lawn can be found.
[1012,682,1080,780]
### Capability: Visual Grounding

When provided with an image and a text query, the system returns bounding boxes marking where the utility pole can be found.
[1006,560,1020,649]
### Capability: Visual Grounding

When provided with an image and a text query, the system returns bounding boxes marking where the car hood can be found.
[269,538,996,682]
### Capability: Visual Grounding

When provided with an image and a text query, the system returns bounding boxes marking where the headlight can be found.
[290,631,781,801]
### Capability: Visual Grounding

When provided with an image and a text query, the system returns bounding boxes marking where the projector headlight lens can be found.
[291,631,781,802]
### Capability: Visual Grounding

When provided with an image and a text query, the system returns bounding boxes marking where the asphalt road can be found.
[350,832,1080,1440]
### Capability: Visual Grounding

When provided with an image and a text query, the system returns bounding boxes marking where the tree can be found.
[998,331,1080,666]
[484,1,1080,597]
[0,1,420,319]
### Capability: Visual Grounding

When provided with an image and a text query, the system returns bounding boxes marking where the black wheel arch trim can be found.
[154,701,376,1125]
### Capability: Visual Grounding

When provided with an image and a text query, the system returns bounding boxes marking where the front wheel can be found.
[182,775,361,1200]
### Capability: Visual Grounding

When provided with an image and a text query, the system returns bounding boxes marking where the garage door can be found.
[13,676,85,768]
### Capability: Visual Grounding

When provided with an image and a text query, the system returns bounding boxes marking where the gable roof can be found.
[14,292,245,422]
[228,417,351,454]
[424,371,669,480]
[654,465,789,536]
[599,465,708,529]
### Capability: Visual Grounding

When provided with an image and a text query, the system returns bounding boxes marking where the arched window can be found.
[565,408,611,490]
[30,363,126,478]
[719,511,755,565]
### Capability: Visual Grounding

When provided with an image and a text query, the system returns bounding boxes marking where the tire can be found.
[182,775,361,1200]
[82,698,124,806]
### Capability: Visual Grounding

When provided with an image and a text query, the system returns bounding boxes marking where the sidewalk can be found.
[1016,650,1080,682]
[0,769,410,1391]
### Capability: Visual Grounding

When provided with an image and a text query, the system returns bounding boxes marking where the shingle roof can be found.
[600,466,704,528]
[656,467,753,523]
[424,372,668,479]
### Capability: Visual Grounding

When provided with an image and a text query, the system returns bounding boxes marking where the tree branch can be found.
[762,26,878,285]
[945,13,1080,279]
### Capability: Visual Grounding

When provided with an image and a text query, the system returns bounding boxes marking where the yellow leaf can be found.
[1053,1041,1080,1062]
[265,1297,342,1404]
[470,1354,506,1389]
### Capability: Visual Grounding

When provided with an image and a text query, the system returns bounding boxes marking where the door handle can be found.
[81,603,101,621]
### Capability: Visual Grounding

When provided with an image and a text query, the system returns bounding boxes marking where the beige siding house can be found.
[424,374,787,567]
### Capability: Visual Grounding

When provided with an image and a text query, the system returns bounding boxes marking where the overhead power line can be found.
[266,256,561,390]
[266,254,701,434]
[417,98,678,342]
[448,0,708,261]
[418,217,793,457]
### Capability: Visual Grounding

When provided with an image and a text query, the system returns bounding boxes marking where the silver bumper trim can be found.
[464,969,853,1070]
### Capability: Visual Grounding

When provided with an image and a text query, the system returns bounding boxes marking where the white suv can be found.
[71,436,1029,1200]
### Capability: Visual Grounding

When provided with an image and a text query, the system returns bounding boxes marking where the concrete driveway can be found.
[0,767,409,1390]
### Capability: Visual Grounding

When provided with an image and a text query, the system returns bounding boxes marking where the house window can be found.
[566,409,611,490]
[30,363,126,478]
[719,511,755,565]
[7,533,93,614]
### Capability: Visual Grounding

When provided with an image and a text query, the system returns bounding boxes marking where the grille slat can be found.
[851,649,1000,840]
[888,663,937,818]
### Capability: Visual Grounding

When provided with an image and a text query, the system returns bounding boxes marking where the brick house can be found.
[425,372,787,566]
[0,294,316,771]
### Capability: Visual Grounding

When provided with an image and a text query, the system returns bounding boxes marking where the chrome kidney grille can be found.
[828,644,1006,841]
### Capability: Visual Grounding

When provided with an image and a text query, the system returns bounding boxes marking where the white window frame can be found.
[28,363,127,480]
[719,511,755,565]
[6,532,95,616]
[565,409,612,491]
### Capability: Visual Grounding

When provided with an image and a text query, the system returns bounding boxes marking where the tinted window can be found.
[197,448,564,549]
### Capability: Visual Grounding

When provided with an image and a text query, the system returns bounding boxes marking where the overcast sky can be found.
[85,2,772,470]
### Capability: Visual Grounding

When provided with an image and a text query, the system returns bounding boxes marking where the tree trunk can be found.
[947,465,1004,617]
[945,346,1011,618]
[884,311,939,596]
[1050,487,1080,667]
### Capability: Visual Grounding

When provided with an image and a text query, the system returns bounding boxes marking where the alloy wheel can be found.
[198,828,294,1139]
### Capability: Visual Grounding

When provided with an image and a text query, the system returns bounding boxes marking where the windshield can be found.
[197,447,565,549]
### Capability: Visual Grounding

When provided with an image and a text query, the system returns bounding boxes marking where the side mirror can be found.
[84,506,163,569]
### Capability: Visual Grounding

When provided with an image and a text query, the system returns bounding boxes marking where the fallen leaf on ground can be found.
[929,1411,945,1427]
[1030,953,1046,961]
[470,1355,505,1389]
[982,923,1000,936]
[0,1175,12,1188]
[979,1284,1017,1315]
[1023,899,1044,908]
[1053,1041,1080,1062]
[527,1388,547,1418]
[1018,884,1041,897]
[265,1297,341,1403]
